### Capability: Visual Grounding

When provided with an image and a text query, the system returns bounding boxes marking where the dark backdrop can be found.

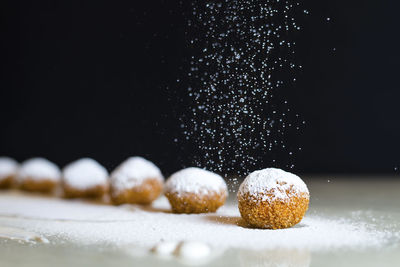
[1,1,399,175]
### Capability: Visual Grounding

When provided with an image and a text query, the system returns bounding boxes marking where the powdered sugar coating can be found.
[62,158,108,190]
[18,158,61,182]
[0,157,18,180]
[165,167,227,196]
[110,157,163,193]
[238,168,309,202]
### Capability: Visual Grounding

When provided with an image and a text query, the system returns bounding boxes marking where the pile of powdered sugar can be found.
[0,192,393,251]
[110,157,164,192]
[238,168,309,202]
[165,167,227,195]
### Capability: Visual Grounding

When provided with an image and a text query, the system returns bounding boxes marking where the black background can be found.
[1,1,399,175]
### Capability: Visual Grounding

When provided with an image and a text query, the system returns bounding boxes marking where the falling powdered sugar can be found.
[238,168,309,202]
[177,1,308,174]
[165,167,227,196]
[62,158,108,190]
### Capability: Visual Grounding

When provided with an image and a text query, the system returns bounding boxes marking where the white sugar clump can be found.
[0,157,18,180]
[110,157,163,192]
[238,168,309,202]
[177,241,212,262]
[152,241,179,257]
[152,240,212,263]
[18,158,61,182]
[165,167,227,196]
[62,158,108,189]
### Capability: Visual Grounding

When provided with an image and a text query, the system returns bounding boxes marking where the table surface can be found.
[1,176,399,267]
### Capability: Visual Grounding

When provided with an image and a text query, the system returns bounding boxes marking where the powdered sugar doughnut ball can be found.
[110,157,164,205]
[0,157,19,188]
[62,158,109,198]
[18,158,61,193]
[238,168,309,229]
[165,167,228,214]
